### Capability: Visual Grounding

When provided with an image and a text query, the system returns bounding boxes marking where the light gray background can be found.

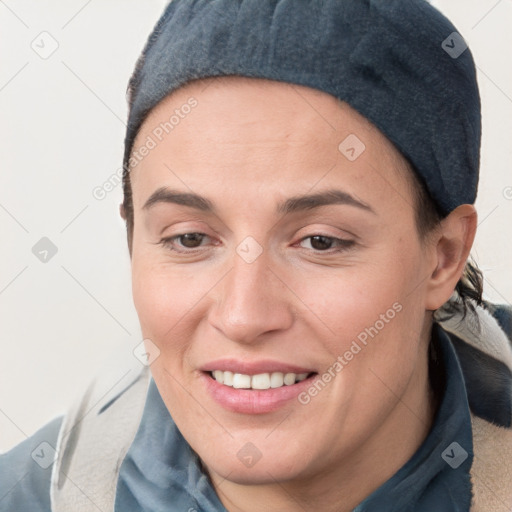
[1,0,511,453]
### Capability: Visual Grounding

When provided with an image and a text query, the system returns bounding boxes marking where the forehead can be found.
[130,76,415,217]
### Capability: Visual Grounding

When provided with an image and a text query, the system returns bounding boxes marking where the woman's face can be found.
[129,77,438,488]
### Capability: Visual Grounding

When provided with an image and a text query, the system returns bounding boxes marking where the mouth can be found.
[198,363,319,414]
[207,370,316,390]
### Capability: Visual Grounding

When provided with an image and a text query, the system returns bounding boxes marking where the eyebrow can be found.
[142,187,375,215]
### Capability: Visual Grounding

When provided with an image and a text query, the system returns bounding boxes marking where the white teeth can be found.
[233,373,251,389]
[251,373,271,390]
[223,371,234,386]
[211,370,312,389]
[284,373,296,385]
[270,372,284,388]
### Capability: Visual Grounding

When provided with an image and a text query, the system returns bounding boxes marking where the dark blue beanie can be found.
[123,0,481,215]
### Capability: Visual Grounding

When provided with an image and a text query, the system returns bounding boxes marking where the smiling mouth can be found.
[208,370,317,390]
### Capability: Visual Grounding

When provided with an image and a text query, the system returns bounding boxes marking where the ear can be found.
[425,204,477,310]
[119,203,127,220]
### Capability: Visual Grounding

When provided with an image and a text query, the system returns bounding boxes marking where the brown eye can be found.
[309,235,334,251]
[178,233,205,248]
[299,235,355,253]
[158,232,211,253]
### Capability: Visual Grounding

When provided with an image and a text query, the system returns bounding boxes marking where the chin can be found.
[211,465,300,486]
[201,447,313,485]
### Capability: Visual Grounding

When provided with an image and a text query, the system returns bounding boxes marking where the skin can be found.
[123,76,477,512]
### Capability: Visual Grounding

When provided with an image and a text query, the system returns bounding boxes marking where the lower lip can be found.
[200,371,317,414]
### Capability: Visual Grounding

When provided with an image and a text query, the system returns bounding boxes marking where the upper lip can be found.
[200,359,316,375]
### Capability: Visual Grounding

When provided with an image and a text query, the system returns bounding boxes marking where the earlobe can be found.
[120,203,127,220]
[425,204,477,310]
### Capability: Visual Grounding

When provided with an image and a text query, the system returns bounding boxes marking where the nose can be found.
[208,250,294,345]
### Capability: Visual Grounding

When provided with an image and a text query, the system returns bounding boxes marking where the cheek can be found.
[133,264,199,336]
[131,242,191,339]
[130,246,226,369]
[307,237,428,385]
[315,244,424,340]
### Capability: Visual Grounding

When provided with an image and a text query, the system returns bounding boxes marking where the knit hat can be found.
[123,0,481,214]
